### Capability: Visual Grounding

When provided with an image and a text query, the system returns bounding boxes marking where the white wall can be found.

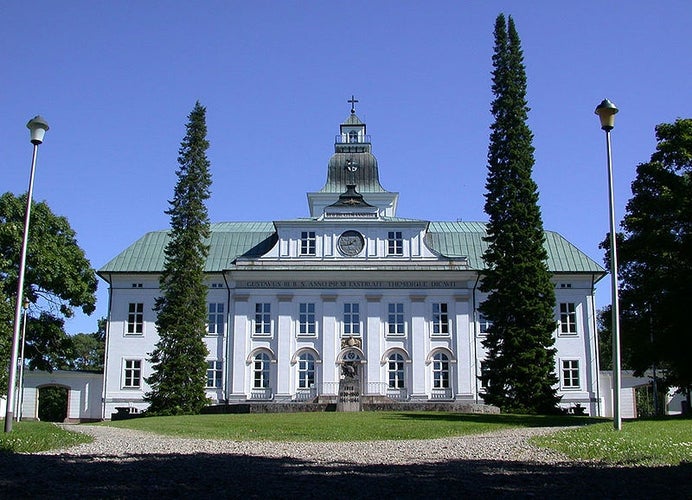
[20,370,103,422]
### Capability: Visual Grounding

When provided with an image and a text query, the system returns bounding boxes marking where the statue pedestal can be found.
[337,376,361,412]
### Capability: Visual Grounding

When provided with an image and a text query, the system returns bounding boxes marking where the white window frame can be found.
[387,231,403,255]
[254,303,272,336]
[298,302,316,337]
[126,302,144,335]
[297,352,316,389]
[253,353,271,389]
[122,359,142,389]
[479,360,491,390]
[432,352,450,389]
[559,302,578,335]
[432,303,450,336]
[207,303,225,335]
[300,231,316,256]
[343,303,360,337]
[206,361,223,389]
[388,353,405,389]
[387,303,405,336]
[561,359,580,390]
[478,313,492,335]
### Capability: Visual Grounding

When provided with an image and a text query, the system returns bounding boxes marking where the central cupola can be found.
[307,96,399,218]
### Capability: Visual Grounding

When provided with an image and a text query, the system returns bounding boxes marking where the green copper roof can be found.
[99,220,603,277]
[98,222,276,276]
[342,113,364,126]
[426,221,604,273]
[319,152,388,193]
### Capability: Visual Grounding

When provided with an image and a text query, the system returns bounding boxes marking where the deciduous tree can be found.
[0,193,97,388]
[614,118,692,407]
[61,318,106,371]
[479,14,560,414]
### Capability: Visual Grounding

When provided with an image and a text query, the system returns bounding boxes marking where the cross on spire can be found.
[348,95,359,114]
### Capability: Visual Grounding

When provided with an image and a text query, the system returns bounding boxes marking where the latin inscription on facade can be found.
[237,280,460,289]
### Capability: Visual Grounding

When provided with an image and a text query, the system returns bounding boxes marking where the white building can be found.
[98,107,605,418]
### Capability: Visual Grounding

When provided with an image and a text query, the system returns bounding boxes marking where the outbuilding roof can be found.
[98,221,604,278]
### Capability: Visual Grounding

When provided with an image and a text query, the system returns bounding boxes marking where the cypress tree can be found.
[145,102,212,415]
[479,15,560,414]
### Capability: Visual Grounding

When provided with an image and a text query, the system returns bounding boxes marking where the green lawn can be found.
[532,418,692,466]
[102,411,595,441]
[0,420,92,453]
[4,414,688,466]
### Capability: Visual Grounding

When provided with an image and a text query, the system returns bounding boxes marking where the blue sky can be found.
[2,1,691,334]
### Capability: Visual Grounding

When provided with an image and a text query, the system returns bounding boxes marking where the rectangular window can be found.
[254,303,271,335]
[207,303,225,335]
[206,361,223,389]
[562,360,580,389]
[387,303,405,336]
[387,231,403,255]
[343,303,360,336]
[127,303,144,335]
[433,353,450,388]
[253,353,270,389]
[480,361,490,389]
[298,303,316,336]
[560,303,577,335]
[388,354,405,388]
[478,313,492,335]
[123,359,142,388]
[300,231,316,256]
[432,303,449,335]
[298,353,315,389]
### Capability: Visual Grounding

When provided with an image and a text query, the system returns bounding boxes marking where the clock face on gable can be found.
[337,230,365,256]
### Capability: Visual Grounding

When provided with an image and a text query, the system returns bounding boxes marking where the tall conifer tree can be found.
[145,102,212,415]
[479,15,560,414]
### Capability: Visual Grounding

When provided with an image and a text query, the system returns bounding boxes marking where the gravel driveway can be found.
[1,424,690,498]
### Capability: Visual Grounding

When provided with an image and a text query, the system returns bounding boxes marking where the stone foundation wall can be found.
[202,401,499,414]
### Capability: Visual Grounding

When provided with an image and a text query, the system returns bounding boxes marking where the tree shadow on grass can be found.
[0,452,689,498]
[385,412,600,427]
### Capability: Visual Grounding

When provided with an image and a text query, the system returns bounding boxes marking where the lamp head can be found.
[27,115,49,145]
[595,99,618,131]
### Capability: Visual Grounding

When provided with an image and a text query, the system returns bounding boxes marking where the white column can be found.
[229,294,249,401]
[453,294,472,397]
[365,295,382,394]
[321,294,338,394]
[409,295,428,399]
[275,294,293,400]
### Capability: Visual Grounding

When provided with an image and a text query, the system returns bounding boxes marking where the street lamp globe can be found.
[27,115,49,145]
[595,99,618,131]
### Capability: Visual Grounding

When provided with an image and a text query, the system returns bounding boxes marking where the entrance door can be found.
[38,386,68,422]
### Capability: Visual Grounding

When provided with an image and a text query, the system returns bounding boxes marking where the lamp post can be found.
[16,299,30,421]
[4,116,49,433]
[594,99,622,431]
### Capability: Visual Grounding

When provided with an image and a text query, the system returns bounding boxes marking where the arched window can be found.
[388,353,405,389]
[348,130,358,143]
[432,352,450,389]
[298,352,315,389]
[253,352,270,389]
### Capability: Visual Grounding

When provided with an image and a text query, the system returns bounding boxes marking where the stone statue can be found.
[342,361,356,379]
